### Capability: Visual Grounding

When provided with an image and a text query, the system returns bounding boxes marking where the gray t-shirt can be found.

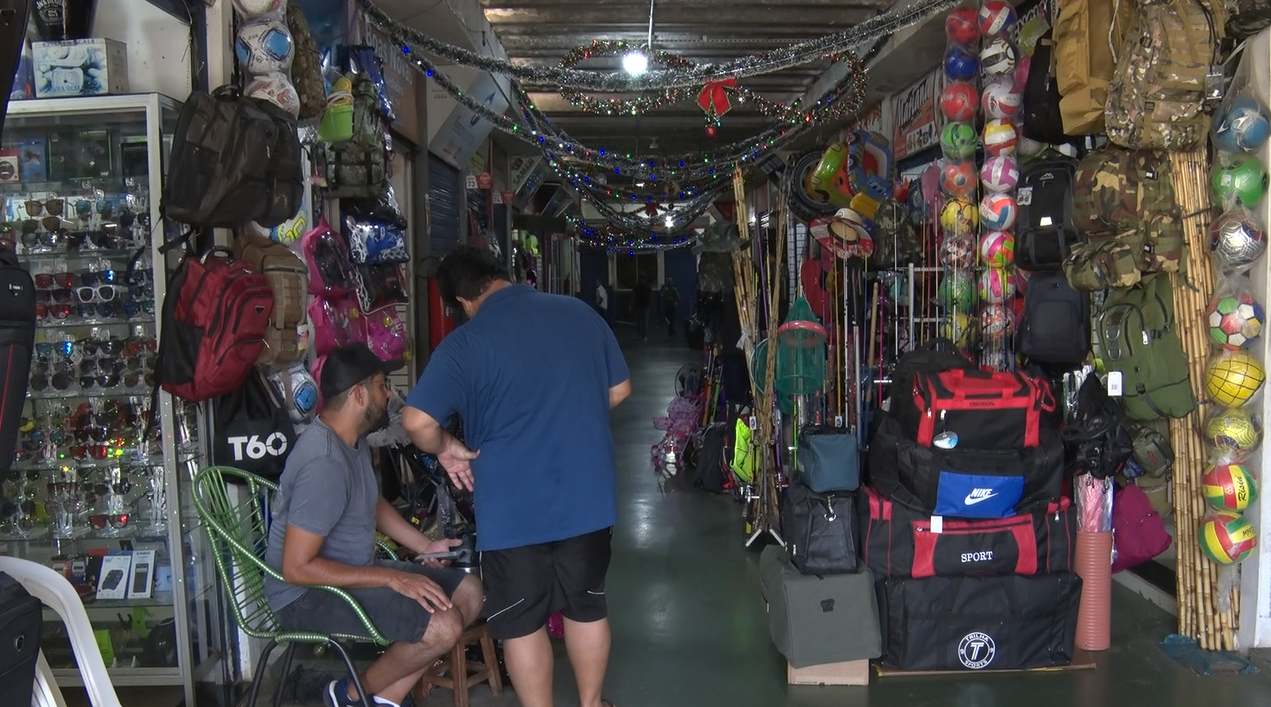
[263,419,379,611]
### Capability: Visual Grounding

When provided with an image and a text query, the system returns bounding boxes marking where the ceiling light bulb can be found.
[665,215,675,228]
[623,52,648,76]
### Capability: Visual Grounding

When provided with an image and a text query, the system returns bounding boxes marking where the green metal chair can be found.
[191,465,391,707]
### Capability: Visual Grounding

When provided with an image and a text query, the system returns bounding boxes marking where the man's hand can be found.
[387,570,453,613]
[418,537,463,568]
[438,435,479,491]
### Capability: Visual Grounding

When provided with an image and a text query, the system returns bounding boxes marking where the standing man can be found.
[632,277,652,342]
[404,246,631,707]
[660,277,679,338]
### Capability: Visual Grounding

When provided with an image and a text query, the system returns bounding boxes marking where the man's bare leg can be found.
[503,626,554,707]
[345,607,465,706]
[563,617,610,707]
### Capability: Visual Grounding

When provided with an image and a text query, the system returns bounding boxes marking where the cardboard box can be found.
[95,554,133,600]
[787,659,870,686]
[32,39,129,98]
[127,549,155,599]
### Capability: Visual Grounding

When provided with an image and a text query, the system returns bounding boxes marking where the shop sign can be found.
[466,174,478,189]
[510,155,541,193]
[891,68,944,161]
[501,190,515,205]
[429,72,510,169]
[359,19,421,144]
[846,102,889,141]
[477,172,493,189]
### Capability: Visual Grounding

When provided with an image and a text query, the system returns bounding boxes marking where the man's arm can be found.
[610,379,632,409]
[403,407,478,491]
[375,497,431,555]
[280,525,453,611]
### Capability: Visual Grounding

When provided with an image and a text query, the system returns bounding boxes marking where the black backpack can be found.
[1062,374,1134,479]
[162,86,304,229]
[1017,270,1091,366]
[693,423,729,493]
[0,572,41,707]
[1021,29,1072,144]
[1016,153,1083,272]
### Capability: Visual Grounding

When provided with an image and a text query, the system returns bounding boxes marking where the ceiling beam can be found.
[500,36,802,49]
[484,7,875,26]
[492,24,871,37]
[510,56,826,75]
[480,0,891,8]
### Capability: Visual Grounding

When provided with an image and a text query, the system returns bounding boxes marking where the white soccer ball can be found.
[980,38,1018,76]
[246,72,301,118]
[232,0,286,18]
[266,363,319,424]
[236,17,294,75]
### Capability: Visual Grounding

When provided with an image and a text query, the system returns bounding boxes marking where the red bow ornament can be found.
[645,201,662,217]
[697,78,736,118]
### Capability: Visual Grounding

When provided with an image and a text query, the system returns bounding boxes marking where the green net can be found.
[751,338,795,415]
[774,297,828,396]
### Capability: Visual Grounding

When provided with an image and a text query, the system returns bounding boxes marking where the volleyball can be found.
[1207,292,1265,349]
[980,193,1017,231]
[946,5,981,44]
[233,0,286,16]
[939,270,976,308]
[236,17,293,75]
[940,197,979,235]
[940,235,977,269]
[941,81,979,122]
[1205,406,1264,462]
[1204,350,1266,407]
[979,303,1014,336]
[944,45,979,82]
[942,160,978,198]
[982,77,1022,120]
[980,38,1018,76]
[980,155,1020,193]
[1198,511,1258,565]
[942,122,979,159]
[245,72,301,118]
[1202,463,1259,512]
[979,267,1015,303]
[978,0,1017,38]
[980,230,1015,267]
[983,119,1019,156]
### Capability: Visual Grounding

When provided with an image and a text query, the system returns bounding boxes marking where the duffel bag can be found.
[782,482,858,575]
[868,415,1065,519]
[886,337,977,415]
[859,486,1074,579]
[878,572,1081,671]
[895,367,1056,449]
[797,426,860,493]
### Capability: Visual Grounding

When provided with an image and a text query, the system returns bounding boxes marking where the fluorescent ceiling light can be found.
[623,52,648,76]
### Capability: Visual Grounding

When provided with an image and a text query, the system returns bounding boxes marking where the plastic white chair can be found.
[0,557,123,707]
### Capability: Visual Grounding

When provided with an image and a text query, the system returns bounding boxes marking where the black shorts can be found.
[480,527,613,640]
[274,560,468,644]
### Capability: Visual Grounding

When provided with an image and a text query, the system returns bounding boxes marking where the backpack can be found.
[869,198,920,268]
[163,87,304,229]
[232,230,309,365]
[1094,274,1196,421]
[1110,483,1173,572]
[1227,0,1271,38]
[1105,0,1219,151]
[1072,148,1183,274]
[1054,0,1134,135]
[1061,373,1134,479]
[1062,233,1144,291]
[1015,153,1082,271]
[1022,29,1072,144]
[286,1,327,121]
[154,248,275,403]
[1017,270,1091,366]
[325,72,388,198]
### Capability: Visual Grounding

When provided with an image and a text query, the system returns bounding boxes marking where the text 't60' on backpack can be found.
[154,248,275,403]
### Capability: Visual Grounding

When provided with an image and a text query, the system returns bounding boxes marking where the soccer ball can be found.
[236,17,293,75]
[1214,96,1271,153]
[944,45,979,82]
[265,363,319,424]
[980,39,1018,76]
[1207,293,1265,349]
[941,160,977,198]
[946,6,981,44]
[246,72,301,118]
[1210,208,1268,274]
[942,122,978,159]
[939,270,976,307]
[942,311,976,347]
[1205,406,1264,462]
[941,81,978,122]
[232,0,286,17]
[940,236,977,269]
[940,197,978,235]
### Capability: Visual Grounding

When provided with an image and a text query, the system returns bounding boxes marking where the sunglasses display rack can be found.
[2,94,214,698]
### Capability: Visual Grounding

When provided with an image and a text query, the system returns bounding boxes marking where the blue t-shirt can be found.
[406,284,630,552]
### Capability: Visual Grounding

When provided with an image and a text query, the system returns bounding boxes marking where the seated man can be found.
[264,343,482,707]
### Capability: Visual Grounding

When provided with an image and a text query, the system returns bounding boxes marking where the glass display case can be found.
[1,94,219,706]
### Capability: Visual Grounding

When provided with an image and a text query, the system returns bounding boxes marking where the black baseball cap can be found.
[320,343,404,400]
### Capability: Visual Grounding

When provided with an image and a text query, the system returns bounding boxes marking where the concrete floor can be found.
[271,333,1271,707]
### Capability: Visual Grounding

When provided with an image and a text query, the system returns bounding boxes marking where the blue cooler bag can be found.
[798,427,860,493]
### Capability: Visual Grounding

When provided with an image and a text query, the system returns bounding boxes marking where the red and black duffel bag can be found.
[858,486,1074,579]
[894,368,1057,449]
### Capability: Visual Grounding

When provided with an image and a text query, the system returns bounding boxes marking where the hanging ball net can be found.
[751,338,795,415]
[774,297,828,396]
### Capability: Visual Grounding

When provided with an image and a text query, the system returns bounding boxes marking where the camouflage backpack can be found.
[325,72,388,198]
[1072,148,1183,273]
[1063,235,1143,291]
[286,2,326,122]
[1104,0,1218,151]
[869,198,920,268]
[1227,0,1271,38]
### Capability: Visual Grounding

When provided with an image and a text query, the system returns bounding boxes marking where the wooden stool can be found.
[416,623,502,707]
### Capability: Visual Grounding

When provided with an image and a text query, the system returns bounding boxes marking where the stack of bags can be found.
[861,342,1080,671]
[759,426,880,674]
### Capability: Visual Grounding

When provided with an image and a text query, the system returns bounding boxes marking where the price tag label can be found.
[931,516,944,534]
[1107,371,1123,397]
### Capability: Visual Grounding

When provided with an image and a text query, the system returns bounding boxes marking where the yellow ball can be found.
[1204,350,1266,407]
[1202,463,1259,512]
[1204,406,1264,462]
[940,197,978,236]
[1199,511,1257,565]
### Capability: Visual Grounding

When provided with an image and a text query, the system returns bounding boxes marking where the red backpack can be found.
[155,248,274,402]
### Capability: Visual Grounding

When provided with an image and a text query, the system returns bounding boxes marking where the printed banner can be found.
[892,68,944,161]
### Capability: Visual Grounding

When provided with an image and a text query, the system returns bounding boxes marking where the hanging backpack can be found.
[1017,270,1091,366]
[286,1,327,122]
[1227,0,1271,38]
[210,367,297,482]
[1094,273,1196,421]
[232,230,309,365]
[1021,29,1072,144]
[1072,148,1183,273]
[154,249,275,403]
[325,71,388,199]
[163,86,304,229]
[1015,152,1081,272]
[1062,234,1145,291]
[1062,374,1135,479]
[1105,0,1220,151]
[869,198,920,268]
[1054,0,1134,135]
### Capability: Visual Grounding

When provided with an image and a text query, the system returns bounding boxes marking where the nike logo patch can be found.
[964,489,998,505]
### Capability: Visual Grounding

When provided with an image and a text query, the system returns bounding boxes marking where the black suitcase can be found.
[781,482,858,575]
[0,572,42,707]
[0,249,35,477]
[878,572,1081,671]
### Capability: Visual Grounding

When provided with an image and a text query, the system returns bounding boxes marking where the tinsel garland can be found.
[572,218,697,252]
[360,0,960,91]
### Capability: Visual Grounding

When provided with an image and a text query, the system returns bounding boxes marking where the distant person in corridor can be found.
[660,277,679,338]
[404,246,632,707]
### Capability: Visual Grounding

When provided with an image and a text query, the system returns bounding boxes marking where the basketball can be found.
[946,5,981,44]
[942,160,978,198]
[1204,350,1266,407]
[980,155,1020,193]
[980,38,1018,76]
[983,119,1018,156]
[978,0,1018,38]
[1198,511,1257,565]
[1202,463,1259,512]
[980,193,1017,231]
[980,230,1015,268]
[941,81,979,122]
[982,77,1021,119]
[945,45,979,82]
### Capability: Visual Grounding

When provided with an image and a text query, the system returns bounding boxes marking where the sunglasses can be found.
[25,199,65,217]
[88,513,130,531]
